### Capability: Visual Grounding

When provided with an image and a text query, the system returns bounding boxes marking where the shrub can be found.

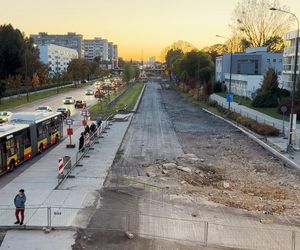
[252,93,278,107]
[208,100,218,107]
[213,82,222,93]
[278,88,290,97]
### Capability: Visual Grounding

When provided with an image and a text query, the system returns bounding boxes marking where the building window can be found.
[273,59,276,62]
[267,59,270,63]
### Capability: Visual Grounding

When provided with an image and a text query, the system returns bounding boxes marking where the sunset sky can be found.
[0,0,300,61]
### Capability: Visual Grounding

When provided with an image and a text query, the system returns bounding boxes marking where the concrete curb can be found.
[132,83,146,112]
[202,108,300,170]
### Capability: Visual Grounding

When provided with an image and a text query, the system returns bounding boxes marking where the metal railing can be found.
[55,115,114,189]
[0,205,298,249]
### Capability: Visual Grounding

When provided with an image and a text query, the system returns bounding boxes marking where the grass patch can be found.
[89,82,144,119]
[0,85,86,111]
[215,92,283,120]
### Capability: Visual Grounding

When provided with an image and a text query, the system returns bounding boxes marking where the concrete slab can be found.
[0,230,75,250]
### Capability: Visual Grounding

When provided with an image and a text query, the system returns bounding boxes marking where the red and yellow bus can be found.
[0,112,63,175]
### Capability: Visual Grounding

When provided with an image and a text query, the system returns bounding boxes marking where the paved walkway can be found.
[210,93,300,168]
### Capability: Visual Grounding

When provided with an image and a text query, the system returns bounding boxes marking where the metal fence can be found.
[210,94,300,151]
[0,205,298,250]
[55,115,114,189]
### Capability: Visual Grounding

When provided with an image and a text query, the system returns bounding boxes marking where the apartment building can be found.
[31,32,84,58]
[282,30,300,91]
[84,38,118,69]
[38,44,78,75]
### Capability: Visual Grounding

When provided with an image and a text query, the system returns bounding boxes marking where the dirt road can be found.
[73,81,300,250]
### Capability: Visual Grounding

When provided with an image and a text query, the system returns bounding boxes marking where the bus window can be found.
[37,126,47,140]
[24,130,31,148]
[6,138,16,158]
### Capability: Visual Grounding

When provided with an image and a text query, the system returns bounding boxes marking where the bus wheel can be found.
[39,144,43,153]
[9,161,15,172]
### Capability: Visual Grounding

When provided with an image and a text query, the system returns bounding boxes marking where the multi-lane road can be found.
[0,83,98,188]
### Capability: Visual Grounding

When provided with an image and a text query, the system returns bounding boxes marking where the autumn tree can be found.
[67,59,91,86]
[230,0,291,51]
[31,73,40,88]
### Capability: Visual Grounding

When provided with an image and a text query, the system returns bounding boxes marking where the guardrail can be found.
[55,114,115,189]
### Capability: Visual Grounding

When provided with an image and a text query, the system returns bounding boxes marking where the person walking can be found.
[14,189,26,225]
[79,132,85,152]
[90,122,96,135]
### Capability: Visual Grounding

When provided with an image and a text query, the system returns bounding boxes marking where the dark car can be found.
[75,100,86,109]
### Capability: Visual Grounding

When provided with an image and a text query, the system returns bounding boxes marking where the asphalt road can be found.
[0,83,98,189]
[111,81,183,176]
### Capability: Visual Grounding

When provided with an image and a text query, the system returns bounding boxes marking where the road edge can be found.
[202,108,300,170]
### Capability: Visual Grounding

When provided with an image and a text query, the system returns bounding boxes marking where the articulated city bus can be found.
[0,112,63,175]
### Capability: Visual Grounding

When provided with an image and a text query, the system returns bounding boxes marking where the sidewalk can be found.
[210,93,300,169]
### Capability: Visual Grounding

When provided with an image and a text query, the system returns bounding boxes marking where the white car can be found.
[36,106,53,112]
[63,96,75,104]
[0,111,12,123]
[85,89,94,95]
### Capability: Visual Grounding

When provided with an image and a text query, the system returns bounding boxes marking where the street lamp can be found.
[270,7,299,147]
[216,35,233,110]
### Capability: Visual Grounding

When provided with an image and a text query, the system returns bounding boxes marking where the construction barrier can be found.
[58,158,64,176]
[85,132,90,146]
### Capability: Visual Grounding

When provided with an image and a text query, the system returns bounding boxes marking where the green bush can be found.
[213,82,222,93]
[252,93,278,108]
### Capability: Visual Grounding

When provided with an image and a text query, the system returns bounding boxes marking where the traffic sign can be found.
[65,118,73,125]
[280,105,288,114]
[226,93,233,103]
[81,109,88,117]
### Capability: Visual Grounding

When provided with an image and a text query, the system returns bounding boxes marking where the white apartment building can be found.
[84,38,118,69]
[39,44,78,75]
[282,30,300,90]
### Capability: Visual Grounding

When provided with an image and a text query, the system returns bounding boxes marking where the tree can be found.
[31,73,40,88]
[201,44,228,62]
[67,59,91,86]
[252,68,280,107]
[122,62,139,83]
[0,24,24,79]
[160,40,197,61]
[0,81,6,104]
[118,57,125,68]
[165,49,184,69]
[230,0,291,51]
[260,68,279,96]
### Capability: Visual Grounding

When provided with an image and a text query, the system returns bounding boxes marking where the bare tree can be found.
[230,0,292,51]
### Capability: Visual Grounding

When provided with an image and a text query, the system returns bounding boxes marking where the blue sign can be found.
[226,93,233,103]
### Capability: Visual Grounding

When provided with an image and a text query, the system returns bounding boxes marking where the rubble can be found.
[162,163,177,170]
[176,166,192,173]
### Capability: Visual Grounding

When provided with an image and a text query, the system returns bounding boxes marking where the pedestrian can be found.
[79,132,84,152]
[90,122,96,135]
[14,189,26,225]
[96,117,102,128]
[67,109,71,117]
[84,124,90,135]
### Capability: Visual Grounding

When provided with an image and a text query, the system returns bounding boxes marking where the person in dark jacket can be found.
[14,189,26,225]
[90,122,96,135]
[79,132,85,152]
[84,124,90,135]
[96,118,102,128]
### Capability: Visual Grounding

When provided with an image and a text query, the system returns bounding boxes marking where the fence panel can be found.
[208,222,293,250]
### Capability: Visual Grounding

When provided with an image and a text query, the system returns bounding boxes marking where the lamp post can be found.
[270,8,299,146]
[216,35,233,110]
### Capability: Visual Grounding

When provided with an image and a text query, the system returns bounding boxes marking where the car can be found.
[74,100,86,109]
[81,80,88,83]
[36,106,53,112]
[56,107,70,118]
[63,96,75,104]
[0,111,12,123]
[85,89,94,95]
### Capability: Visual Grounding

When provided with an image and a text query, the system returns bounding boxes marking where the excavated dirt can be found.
[134,86,300,217]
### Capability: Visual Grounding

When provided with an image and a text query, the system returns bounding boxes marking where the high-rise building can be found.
[282,30,300,91]
[38,44,78,75]
[30,32,84,58]
[84,38,118,69]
